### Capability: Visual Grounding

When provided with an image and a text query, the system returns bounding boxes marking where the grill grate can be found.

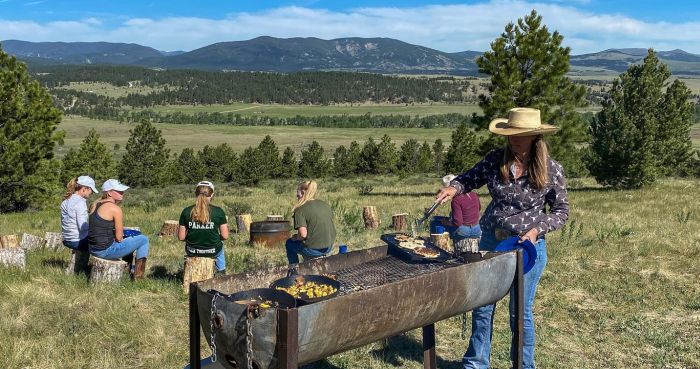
[336,255,463,295]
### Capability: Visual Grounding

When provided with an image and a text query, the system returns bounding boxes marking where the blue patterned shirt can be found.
[449,148,569,236]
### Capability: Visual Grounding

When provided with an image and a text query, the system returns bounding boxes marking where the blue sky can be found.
[2,0,700,53]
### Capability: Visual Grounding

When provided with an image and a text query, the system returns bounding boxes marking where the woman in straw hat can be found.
[436,107,569,369]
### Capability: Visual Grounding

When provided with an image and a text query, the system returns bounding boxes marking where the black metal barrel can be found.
[249,220,291,248]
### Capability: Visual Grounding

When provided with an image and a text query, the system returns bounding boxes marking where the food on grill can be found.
[399,239,425,250]
[276,281,337,300]
[394,234,412,242]
[413,247,440,258]
[234,297,275,309]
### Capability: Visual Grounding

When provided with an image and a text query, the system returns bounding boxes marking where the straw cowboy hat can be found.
[489,108,559,136]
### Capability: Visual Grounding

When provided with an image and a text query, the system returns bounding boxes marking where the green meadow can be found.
[0,176,699,368]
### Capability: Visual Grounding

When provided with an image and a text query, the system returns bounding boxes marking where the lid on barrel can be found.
[250,220,291,232]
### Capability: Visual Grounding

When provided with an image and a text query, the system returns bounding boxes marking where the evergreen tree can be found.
[61,129,117,184]
[416,141,434,173]
[332,145,350,177]
[359,137,379,174]
[257,135,282,178]
[347,141,362,174]
[375,135,399,174]
[0,46,63,211]
[588,50,695,188]
[397,139,420,173]
[432,139,445,175]
[198,144,238,182]
[237,147,263,186]
[175,148,206,184]
[474,10,588,174]
[280,147,297,178]
[118,121,170,187]
[444,123,483,173]
[298,141,330,178]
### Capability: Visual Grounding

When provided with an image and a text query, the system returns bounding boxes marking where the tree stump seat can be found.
[182,256,215,293]
[89,256,127,284]
[362,206,380,230]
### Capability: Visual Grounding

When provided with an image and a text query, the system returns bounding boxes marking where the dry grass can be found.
[1,176,699,368]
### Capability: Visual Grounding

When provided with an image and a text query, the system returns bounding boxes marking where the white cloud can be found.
[1,0,700,54]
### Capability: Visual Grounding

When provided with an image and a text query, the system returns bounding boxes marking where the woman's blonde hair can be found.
[89,193,112,213]
[292,180,317,213]
[191,185,214,224]
[499,135,549,191]
[64,178,86,200]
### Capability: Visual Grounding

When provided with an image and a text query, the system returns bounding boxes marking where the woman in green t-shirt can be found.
[178,181,229,274]
[285,180,336,264]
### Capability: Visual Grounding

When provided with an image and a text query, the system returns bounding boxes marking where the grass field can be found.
[1,176,699,368]
[56,116,457,158]
[692,124,700,149]
[57,82,167,98]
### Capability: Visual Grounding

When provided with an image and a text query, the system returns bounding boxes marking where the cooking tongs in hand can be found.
[414,200,441,236]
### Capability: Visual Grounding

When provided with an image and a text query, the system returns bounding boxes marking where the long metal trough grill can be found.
[189,244,525,369]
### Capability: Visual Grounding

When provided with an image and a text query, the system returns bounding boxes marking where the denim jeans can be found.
[63,238,89,252]
[285,239,332,264]
[463,230,547,369]
[214,248,225,272]
[447,224,482,241]
[91,234,149,260]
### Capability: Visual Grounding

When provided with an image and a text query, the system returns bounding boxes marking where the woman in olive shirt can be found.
[178,181,229,274]
[285,180,336,264]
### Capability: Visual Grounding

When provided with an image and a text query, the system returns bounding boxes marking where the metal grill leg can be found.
[277,308,299,369]
[189,283,201,369]
[513,249,524,369]
[422,324,436,369]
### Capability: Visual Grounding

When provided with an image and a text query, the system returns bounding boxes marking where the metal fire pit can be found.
[189,245,524,369]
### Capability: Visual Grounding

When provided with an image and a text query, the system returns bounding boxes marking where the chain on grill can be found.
[336,255,462,294]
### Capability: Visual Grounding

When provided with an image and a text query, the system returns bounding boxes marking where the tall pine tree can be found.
[475,10,588,176]
[588,50,695,188]
[432,139,445,175]
[416,141,434,173]
[280,147,297,178]
[298,141,330,178]
[444,123,482,173]
[375,134,399,174]
[118,121,170,187]
[62,129,117,184]
[257,135,282,179]
[0,45,63,211]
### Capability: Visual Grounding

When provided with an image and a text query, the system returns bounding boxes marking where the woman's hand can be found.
[436,186,458,204]
[520,228,539,244]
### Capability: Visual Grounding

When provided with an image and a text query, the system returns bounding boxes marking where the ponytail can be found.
[64,178,86,200]
[191,185,213,224]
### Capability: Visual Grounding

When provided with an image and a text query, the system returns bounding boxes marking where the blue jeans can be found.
[447,224,482,241]
[285,239,332,264]
[63,238,89,252]
[463,230,547,369]
[214,248,225,272]
[91,235,149,260]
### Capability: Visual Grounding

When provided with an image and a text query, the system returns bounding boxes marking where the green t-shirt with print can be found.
[293,199,336,249]
[179,205,227,257]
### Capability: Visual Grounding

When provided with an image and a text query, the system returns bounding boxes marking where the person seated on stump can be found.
[88,179,149,280]
[178,181,229,275]
[439,174,482,253]
[60,175,98,252]
[285,180,336,264]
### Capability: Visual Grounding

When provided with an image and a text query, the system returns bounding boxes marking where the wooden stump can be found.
[0,234,20,248]
[266,214,284,221]
[362,206,380,230]
[454,237,480,254]
[44,232,63,249]
[182,256,215,293]
[431,232,452,252]
[158,220,179,237]
[392,213,409,232]
[89,256,127,284]
[20,233,45,250]
[65,249,91,276]
[236,214,252,233]
[0,248,26,269]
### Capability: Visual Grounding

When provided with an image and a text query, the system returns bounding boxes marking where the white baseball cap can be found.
[197,181,215,191]
[76,175,98,193]
[102,179,129,192]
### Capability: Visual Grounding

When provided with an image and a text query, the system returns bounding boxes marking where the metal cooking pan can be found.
[213,288,297,309]
[269,274,340,305]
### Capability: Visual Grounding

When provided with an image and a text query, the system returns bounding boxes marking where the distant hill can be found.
[4,38,700,76]
[1,40,163,65]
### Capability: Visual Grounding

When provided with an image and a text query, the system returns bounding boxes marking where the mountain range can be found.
[3,37,700,76]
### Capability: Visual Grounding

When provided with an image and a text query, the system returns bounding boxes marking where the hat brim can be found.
[488,118,559,136]
[106,184,129,192]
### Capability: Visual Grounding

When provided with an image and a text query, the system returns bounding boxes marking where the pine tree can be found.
[198,144,238,183]
[298,141,330,178]
[118,121,170,187]
[280,147,297,178]
[174,148,206,184]
[237,147,263,186]
[375,134,399,174]
[347,141,362,174]
[61,129,117,184]
[432,139,445,175]
[474,10,588,174]
[416,141,434,173]
[359,137,379,174]
[444,123,483,173]
[332,145,350,177]
[588,50,695,188]
[397,139,420,173]
[0,46,63,211]
[257,135,282,178]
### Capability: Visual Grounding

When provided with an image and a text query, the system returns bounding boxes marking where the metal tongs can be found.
[413,200,441,238]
